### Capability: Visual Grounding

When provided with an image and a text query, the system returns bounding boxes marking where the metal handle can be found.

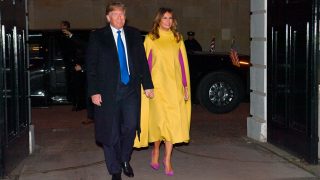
[306,22,309,61]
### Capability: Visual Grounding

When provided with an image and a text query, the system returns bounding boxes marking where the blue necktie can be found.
[117,30,129,84]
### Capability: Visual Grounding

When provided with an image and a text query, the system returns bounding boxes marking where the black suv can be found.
[29,30,250,113]
[29,30,89,106]
[188,51,250,113]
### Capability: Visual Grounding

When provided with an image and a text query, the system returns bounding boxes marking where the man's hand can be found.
[91,94,102,106]
[144,89,154,99]
[74,64,82,71]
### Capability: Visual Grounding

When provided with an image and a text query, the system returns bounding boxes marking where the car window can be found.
[52,36,64,60]
[29,34,46,69]
[53,58,65,69]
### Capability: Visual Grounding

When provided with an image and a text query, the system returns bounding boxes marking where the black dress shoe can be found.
[81,118,94,125]
[112,173,122,180]
[121,162,134,177]
[74,104,86,111]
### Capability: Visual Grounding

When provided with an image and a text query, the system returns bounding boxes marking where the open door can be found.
[267,0,319,164]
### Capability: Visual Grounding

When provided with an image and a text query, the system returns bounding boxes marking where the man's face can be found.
[188,35,194,40]
[106,8,126,29]
[60,23,68,30]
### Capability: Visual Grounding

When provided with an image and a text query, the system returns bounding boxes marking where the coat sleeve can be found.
[134,33,153,148]
[138,33,153,90]
[85,32,100,96]
[144,35,153,72]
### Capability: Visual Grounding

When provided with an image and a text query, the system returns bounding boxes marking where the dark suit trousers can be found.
[103,82,139,175]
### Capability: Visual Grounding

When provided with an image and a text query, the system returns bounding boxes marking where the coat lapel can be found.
[102,25,134,76]
[102,26,117,52]
[100,25,121,71]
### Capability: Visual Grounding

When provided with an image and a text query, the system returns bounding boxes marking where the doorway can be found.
[267,0,318,164]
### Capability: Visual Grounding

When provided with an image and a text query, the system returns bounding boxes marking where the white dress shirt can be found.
[110,25,130,75]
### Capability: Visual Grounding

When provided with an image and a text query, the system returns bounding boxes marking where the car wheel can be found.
[197,71,244,113]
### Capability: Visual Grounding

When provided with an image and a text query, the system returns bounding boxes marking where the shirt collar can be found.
[110,25,124,34]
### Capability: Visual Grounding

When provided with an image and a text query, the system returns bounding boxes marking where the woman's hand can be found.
[144,89,154,99]
[184,87,189,101]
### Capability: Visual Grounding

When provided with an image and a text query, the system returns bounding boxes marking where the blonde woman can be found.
[134,7,191,176]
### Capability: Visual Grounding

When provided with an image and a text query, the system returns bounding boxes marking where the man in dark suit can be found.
[60,21,87,111]
[184,31,202,52]
[86,2,154,180]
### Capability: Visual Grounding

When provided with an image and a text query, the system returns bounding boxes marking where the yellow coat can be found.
[134,29,191,148]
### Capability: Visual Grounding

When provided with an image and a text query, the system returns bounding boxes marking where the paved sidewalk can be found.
[4,104,319,180]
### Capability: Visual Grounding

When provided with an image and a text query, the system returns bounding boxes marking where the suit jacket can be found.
[86,25,153,145]
[60,33,87,69]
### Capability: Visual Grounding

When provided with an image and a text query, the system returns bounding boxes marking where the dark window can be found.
[29,34,45,69]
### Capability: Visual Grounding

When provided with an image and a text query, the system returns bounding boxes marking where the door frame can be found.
[249,0,318,164]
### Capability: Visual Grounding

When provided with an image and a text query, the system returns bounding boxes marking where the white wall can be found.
[248,0,267,142]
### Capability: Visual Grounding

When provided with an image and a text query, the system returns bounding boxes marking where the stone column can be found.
[247,0,267,142]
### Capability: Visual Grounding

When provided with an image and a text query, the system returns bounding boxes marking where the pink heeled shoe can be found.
[150,151,160,170]
[162,160,174,176]
[150,162,160,170]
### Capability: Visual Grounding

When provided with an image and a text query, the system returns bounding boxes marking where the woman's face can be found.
[159,12,173,31]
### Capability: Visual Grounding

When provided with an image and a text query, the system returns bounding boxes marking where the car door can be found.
[48,33,67,96]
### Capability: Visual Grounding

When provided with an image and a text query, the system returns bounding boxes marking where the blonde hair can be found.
[105,2,126,15]
[149,7,181,42]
